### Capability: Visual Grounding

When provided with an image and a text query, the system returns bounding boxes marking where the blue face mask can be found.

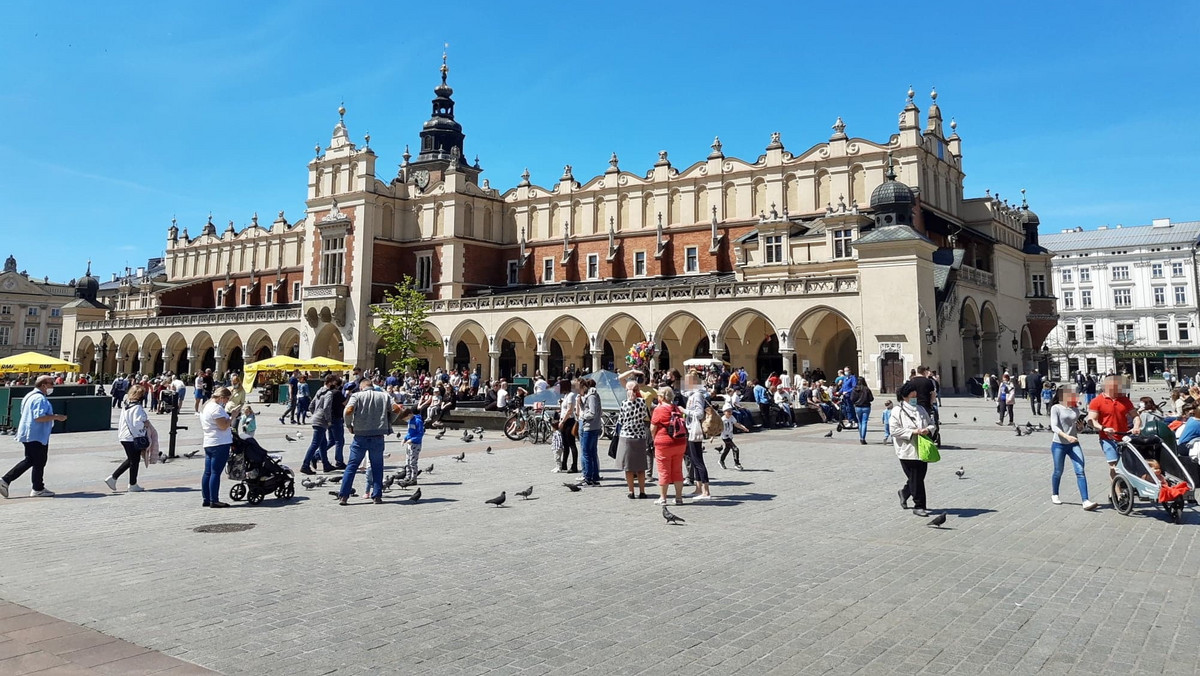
[906,397,918,407]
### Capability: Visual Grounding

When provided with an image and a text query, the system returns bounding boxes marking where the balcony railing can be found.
[79,307,301,331]
[958,266,995,288]
[303,284,349,300]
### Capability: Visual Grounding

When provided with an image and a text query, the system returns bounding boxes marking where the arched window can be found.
[816,171,831,210]
[696,186,708,220]
[642,191,654,229]
[723,183,737,220]
[668,190,681,225]
[752,178,767,216]
[784,174,798,213]
[850,165,866,207]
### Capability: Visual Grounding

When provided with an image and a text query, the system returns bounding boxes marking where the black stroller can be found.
[226,432,295,505]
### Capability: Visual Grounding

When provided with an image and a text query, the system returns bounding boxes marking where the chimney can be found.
[1152,218,1171,228]
[111,273,118,282]
[1097,225,1108,231]
[136,266,145,277]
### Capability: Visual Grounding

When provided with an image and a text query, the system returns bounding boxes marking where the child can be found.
[1041,381,1054,414]
[401,407,424,483]
[239,405,257,438]
[719,404,749,470]
[882,400,893,443]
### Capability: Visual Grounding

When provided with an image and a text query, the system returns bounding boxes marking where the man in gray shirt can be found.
[337,383,401,505]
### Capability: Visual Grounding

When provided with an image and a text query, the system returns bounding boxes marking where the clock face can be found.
[413,170,430,190]
[2,278,15,290]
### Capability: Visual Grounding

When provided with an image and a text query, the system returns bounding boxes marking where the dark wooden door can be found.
[882,353,903,394]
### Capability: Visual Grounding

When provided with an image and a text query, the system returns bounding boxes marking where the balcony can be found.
[958,266,995,289]
[79,307,301,331]
[303,284,349,300]
[302,284,349,327]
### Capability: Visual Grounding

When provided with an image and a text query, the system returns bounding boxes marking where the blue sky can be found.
[3,1,1199,282]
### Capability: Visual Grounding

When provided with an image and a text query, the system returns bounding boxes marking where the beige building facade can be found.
[0,256,72,360]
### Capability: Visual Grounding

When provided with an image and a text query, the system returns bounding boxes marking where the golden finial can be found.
[440,42,449,83]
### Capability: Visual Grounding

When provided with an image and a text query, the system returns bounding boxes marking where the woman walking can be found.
[852,380,874,445]
[683,374,712,500]
[616,381,649,498]
[295,375,311,425]
[104,384,153,493]
[301,374,339,475]
[200,387,234,508]
[996,374,1015,426]
[578,378,603,486]
[650,386,688,505]
[555,379,579,473]
[893,383,935,517]
[1050,386,1100,510]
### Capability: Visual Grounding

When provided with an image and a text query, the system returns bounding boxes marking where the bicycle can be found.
[504,404,554,444]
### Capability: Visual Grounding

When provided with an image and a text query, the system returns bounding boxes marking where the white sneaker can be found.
[550,468,561,473]
[1051,495,1062,505]
[128,484,145,492]
[104,477,117,492]
[1082,500,1099,511]
[653,498,667,505]
[692,494,709,502]
[0,478,8,499]
[30,489,55,498]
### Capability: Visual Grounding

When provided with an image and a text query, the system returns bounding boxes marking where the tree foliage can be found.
[374,276,439,373]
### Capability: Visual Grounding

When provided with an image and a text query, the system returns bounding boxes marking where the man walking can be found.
[337,382,402,505]
[1,376,68,498]
[278,370,299,424]
[1087,375,1135,480]
[1027,368,1045,416]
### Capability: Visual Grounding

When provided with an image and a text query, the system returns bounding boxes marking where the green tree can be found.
[374,276,440,373]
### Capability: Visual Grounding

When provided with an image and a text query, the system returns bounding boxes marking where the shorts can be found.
[1100,438,1119,463]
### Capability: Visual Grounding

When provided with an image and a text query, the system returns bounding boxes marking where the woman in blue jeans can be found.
[578,379,603,486]
[200,387,234,508]
[1050,386,1099,511]
[851,381,874,445]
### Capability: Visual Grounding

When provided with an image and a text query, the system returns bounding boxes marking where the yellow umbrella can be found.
[242,355,305,394]
[297,356,354,371]
[0,351,80,373]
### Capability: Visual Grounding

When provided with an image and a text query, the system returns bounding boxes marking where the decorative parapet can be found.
[79,307,301,331]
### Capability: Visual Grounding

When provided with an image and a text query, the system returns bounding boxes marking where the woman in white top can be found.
[892,383,935,517]
[200,387,234,508]
[105,384,151,493]
[1050,386,1099,510]
[555,379,579,473]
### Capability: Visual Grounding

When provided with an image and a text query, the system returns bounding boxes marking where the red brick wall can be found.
[157,270,304,314]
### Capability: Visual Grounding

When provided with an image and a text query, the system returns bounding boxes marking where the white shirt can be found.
[171,378,185,392]
[496,389,509,408]
[780,373,791,389]
[117,403,148,442]
[534,378,548,393]
[200,400,233,447]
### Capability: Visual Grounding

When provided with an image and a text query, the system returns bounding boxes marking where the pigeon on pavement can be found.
[563,483,582,492]
[516,486,533,500]
[953,412,958,419]
[972,417,977,422]
[486,446,493,454]
[285,434,298,443]
[409,488,422,502]
[823,430,833,438]
[486,491,507,507]
[662,505,685,525]
[301,478,316,489]
[928,512,947,528]
[184,450,200,458]
[425,463,434,474]
[435,428,446,440]
[453,452,466,462]
[955,466,965,479]
[383,475,395,491]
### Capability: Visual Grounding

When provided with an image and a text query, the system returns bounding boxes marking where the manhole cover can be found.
[193,523,256,534]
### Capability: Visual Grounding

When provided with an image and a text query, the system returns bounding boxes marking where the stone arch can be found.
[191,331,216,375]
[495,317,536,379]
[668,189,682,225]
[312,324,344,361]
[695,186,708,222]
[618,194,630,231]
[850,165,867,207]
[217,329,244,375]
[791,306,858,380]
[571,200,583,234]
[641,191,654,230]
[655,311,708,372]
[544,315,589,379]
[276,327,301,360]
[76,335,96,376]
[483,207,494,240]
[549,203,560,238]
[816,169,831,210]
[720,309,779,381]
[722,182,736,220]
[752,177,767,216]
[117,333,141,375]
[141,333,165,376]
[784,173,799,213]
[979,301,1001,375]
[960,297,982,377]
[593,199,606,236]
[463,203,475,238]
[596,312,646,372]
[449,319,488,376]
[244,329,274,365]
[165,332,189,375]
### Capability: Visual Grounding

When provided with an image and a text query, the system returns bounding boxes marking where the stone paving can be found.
[1,389,1199,675]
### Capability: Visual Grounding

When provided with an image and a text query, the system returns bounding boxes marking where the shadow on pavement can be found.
[708,492,777,504]
[940,507,997,518]
[149,487,199,493]
[51,491,108,499]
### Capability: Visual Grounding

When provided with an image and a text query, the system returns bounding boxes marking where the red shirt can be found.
[1089,394,1134,441]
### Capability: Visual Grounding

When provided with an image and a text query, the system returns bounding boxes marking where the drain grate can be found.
[193,523,256,534]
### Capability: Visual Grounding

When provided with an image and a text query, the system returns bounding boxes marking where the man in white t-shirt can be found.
[496,383,510,410]
[780,371,792,390]
[533,375,548,394]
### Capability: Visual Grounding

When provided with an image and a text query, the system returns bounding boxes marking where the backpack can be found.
[665,406,687,439]
[703,406,723,438]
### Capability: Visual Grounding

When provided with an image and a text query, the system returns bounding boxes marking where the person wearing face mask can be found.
[893,383,935,517]
[0,375,68,498]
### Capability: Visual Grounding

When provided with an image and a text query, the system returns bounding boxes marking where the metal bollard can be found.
[167,404,188,459]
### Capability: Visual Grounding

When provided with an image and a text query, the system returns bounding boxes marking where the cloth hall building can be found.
[61,62,1056,395]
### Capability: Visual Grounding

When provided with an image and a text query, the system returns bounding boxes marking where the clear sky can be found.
[3,1,1199,282]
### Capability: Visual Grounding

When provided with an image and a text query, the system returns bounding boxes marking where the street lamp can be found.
[972,331,981,349]
[97,331,110,381]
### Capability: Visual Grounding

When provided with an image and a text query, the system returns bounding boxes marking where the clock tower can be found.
[403,50,482,190]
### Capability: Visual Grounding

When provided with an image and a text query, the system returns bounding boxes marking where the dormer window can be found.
[832,229,855,259]
[764,235,784,264]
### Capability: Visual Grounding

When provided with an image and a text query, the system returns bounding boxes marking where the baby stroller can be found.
[1110,434,1198,523]
[158,390,177,415]
[226,432,295,505]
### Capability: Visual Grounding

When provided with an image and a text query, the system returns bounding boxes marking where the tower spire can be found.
[441,42,449,85]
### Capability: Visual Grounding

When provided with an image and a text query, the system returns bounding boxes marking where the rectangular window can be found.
[586,254,600,280]
[832,229,853,259]
[48,328,59,347]
[1175,286,1187,305]
[1173,262,1185,277]
[1114,288,1131,307]
[1152,263,1164,278]
[1065,324,1077,343]
[26,306,38,317]
[24,327,36,346]
[1159,321,1170,342]
[320,236,346,285]
[684,246,699,273]
[1062,291,1074,309]
[50,308,60,318]
[1061,269,1073,283]
[416,253,433,291]
[1153,287,1165,306]
[1081,289,1092,308]
[265,284,275,305]
[1111,265,1129,281]
[292,281,301,302]
[764,235,784,264]
[507,260,519,286]
[0,326,8,345]
[1179,322,1191,343]
[1030,274,1046,297]
[542,257,555,283]
[239,286,249,306]
[633,251,647,277]
[1084,323,1095,342]
[1079,267,1091,282]
[215,288,225,307]
[0,305,9,315]
[1116,323,1135,343]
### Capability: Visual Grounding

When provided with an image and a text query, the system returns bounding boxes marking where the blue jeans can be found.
[329,422,345,464]
[580,429,601,482]
[339,435,384,499]
[303,426,331,470]
[202,443,231,503]
[855,406,871,441]
[1099,438,1119,463]
[1051,441,1089,501]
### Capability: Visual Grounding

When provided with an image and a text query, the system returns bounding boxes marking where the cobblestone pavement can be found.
[1,390,1198,675]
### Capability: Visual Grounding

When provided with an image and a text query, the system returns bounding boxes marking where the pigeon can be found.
[823,430,833,438]
[1037,423,1046,431]
[302,477,316,489]
[184,450,200,458]
[972,417,977,422]
[453,452,465,462]
[1015,428,1024,437]
[425,463,434,474]
[662,505,685,525]
[409,488,422,502]
[473,427,485,439]
[383,475,395,491]
[955,466,965,479]
[927,512,947,528]
[399,479,417,489]
[285,434,298,443]
[435,428,446,440]
[158,452,169,463]
[563,483,582,492]
[486,446,493,454]
[485,491,507,507]
[463,434,475,443]
[461,429,470,441]
[516,486,533,500]
[953,412,958,419]
[314,476,328,487]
